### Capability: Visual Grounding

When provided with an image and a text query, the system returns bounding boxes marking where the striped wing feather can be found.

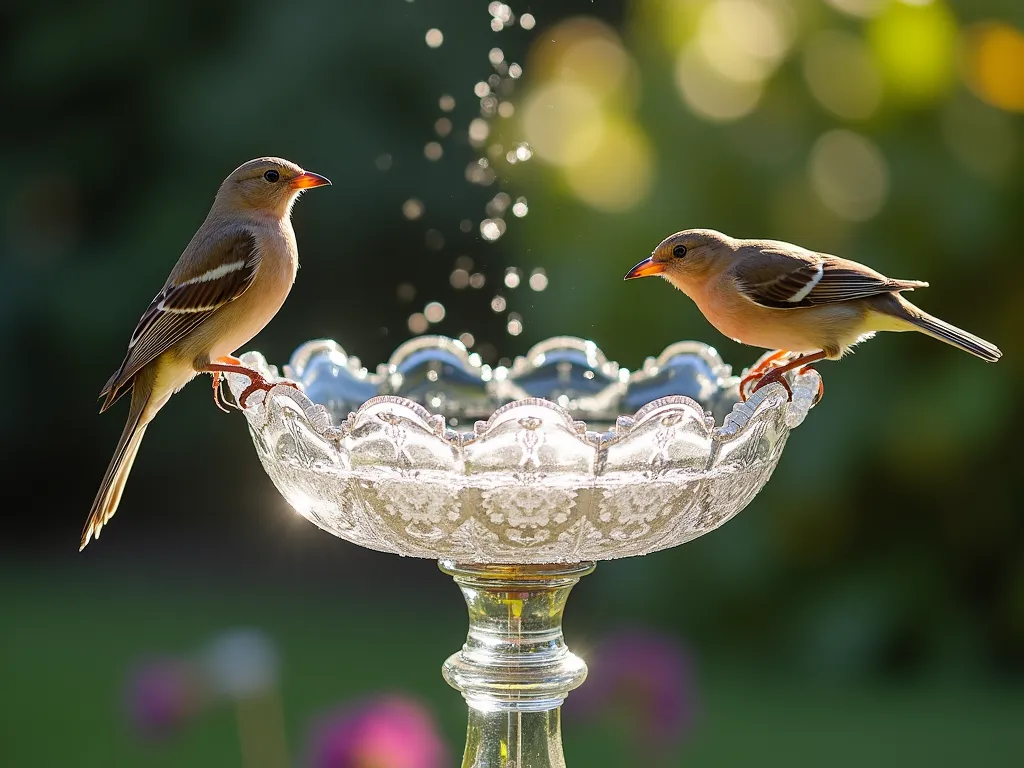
[735,249,925,310]
[99,231,260,410]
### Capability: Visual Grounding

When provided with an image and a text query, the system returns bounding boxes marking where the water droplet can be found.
[469,272,486,289]
[425,28,444,48]
[408,313,429,334]
[480,96,498,118]
[486,192,511,216]
[498,102,515,118]
[504,268,521,289]
[488,2,513,23]
[460,219,474,233]
[529,269,548,291]
[512,197,529,217]
[490,295,507,312]
[424,141,443,160]
[520,13,536,30]
[507,316,523,336]
[508,63,523,79]
[489,48,505,66]
[435,118,453,137]
[424,302,446,323]
[474,81,491,98]
[454,255,474,271]
[465,158,496,184]
[514,143,533,162]
[459,332,476,348]
[480,218,505,241]
[450,269,470,289]
[439,94,456,112]
[402,199,425,220]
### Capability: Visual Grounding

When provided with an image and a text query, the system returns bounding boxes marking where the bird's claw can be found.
[741,356,826,405]
[739,350,793,402]
[210,371,236,413]
[237,376,300,409]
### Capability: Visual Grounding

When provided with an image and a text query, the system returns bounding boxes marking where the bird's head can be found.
[217,157,331,218]
[624,229,735,294]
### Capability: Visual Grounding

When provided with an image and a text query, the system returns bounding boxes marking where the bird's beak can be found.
[624,257,666,280]
[290,171,332,190]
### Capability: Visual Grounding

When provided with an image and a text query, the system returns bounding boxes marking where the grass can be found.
[3,563,1022,766]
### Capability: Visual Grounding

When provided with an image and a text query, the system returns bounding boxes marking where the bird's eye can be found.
[263,170,280,183]
[672,244,688,258]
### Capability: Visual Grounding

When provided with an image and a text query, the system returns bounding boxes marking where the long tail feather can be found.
[897,299,1002,363]
[81,388,151,550]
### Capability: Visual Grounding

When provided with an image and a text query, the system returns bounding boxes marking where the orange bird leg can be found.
[200,361,299,409]
[749,351,827,402]
[739,350,791,402]
[207,356,245,412]
[210,371,232,413]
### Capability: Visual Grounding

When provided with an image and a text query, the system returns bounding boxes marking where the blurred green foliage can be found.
[1,0,1022,764]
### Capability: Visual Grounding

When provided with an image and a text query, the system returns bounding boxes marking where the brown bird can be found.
[82,157,330,550]
[625,229,1001,399]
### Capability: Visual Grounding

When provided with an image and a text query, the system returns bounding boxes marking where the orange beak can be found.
[289,171,332,190]
[624,257,666,280]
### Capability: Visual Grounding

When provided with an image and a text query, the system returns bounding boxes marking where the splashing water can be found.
[390,4,546,359]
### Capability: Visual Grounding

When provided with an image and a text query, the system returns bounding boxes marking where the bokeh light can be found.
[868,0,957,104]
[802,30,883,120]
[964,21,1024,113]
[521,19,653,212]
[809,130,889,221]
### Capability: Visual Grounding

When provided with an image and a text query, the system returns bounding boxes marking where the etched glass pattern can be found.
[226,336,819,564]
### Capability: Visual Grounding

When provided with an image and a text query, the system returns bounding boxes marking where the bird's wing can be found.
[733,248,925,310]
[99,229,261,410]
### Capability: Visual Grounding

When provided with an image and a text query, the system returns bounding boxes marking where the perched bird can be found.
[625,229,1001,398]
[82,157,331,550]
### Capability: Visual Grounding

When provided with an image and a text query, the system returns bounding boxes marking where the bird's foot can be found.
[749,367,794,401]
[210,371,234,413]
[201,360,301,409]
[747,351,828,403]
[740,350,792,402]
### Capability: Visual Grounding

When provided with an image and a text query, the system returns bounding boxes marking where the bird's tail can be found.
[81,385,151,550]
[895,297,1002,363]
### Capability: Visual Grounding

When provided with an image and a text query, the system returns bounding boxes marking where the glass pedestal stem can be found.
[440,561,595,768]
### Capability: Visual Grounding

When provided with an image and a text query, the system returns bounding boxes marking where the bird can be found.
[624,229,1001,400]
[82,157,331,550]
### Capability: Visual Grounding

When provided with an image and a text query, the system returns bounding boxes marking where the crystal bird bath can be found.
[226,336,819,767]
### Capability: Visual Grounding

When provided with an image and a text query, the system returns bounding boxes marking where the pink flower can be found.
[124,658,206,740]
[307,695,449,768]
[567,629,698,751]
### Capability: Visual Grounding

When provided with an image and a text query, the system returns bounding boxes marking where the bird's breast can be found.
[206,224,299,359]
[688,276,857,353]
